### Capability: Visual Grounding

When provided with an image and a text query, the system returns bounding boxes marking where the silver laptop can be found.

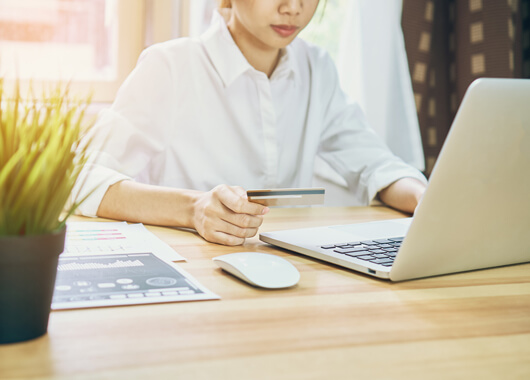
[260,78,530,281]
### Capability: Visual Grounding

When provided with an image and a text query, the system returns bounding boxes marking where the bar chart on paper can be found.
[52,253,219,309]
[57,257,145,271]
[64,222,185,261]
[66,227,128,252]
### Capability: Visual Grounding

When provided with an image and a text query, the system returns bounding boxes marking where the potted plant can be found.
[0,79,95,344]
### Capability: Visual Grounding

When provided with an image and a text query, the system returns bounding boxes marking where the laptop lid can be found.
[389,77,530,280]
[260,78,530,281]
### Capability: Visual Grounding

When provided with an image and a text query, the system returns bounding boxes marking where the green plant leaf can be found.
[0,81,98,236]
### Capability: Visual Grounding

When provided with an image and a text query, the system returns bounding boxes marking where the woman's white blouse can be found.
[75,12,427,216]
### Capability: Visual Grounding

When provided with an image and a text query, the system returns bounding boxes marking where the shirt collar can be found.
[201,10,299,88]
[271,44,298,83]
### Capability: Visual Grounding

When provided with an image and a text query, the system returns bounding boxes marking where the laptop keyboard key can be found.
[322,236,404,267]
[360,241,377,245]
[344,250,372,257]
[373,239,393,244]
[334,247,367,254]
[369,258,392,264]
[357,255,375,260]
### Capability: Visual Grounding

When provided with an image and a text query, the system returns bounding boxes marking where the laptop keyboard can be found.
[320,237,404,267]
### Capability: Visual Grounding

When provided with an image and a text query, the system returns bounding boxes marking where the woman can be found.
[76,0,427,245]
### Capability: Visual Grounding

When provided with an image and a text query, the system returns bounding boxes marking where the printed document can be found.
[64,222,185,262]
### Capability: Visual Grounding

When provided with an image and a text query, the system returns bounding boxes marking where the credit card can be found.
[247,188,325,207]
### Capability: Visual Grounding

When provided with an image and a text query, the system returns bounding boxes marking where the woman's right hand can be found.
[191,184,270,246]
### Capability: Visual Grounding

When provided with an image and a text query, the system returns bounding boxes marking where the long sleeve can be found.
[315,50,427,205]
[71,45,177,216]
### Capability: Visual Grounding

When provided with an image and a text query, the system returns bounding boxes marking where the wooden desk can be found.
[1,206,529,379]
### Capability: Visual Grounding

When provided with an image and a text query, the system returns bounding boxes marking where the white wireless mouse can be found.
[213,252,300,289]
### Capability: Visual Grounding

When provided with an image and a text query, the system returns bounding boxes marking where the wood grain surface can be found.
[1,206,529,379]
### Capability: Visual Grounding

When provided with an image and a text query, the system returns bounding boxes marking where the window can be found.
[0,0,144,102]
[299,0,348,63]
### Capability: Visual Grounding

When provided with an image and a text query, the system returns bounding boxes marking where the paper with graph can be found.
[64,222,185,262]
[52,253,219,310]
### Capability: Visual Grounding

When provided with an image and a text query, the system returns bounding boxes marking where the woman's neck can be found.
[227,17,281,78]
